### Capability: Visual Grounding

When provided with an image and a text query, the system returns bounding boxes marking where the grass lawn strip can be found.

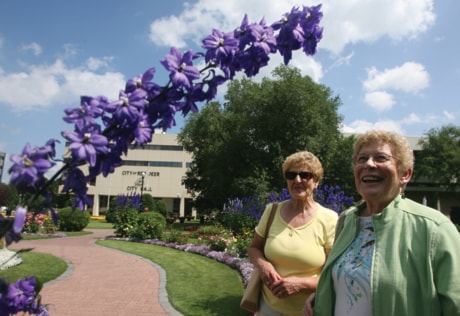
[0,252,67,287]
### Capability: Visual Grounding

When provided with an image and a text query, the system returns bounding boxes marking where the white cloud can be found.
[149,0,295,48]
[0,59,126,111]
[148,0,435,56]
[59,44,78,59]
[21,42,42,56]
[363,62,429,94]
[401,113,422,125]
[85,56,114,71]
[320,0,435,54]
[364,91,394,111]
[340,119,404,134]
[248,51,324,82]
[443,110,455,121]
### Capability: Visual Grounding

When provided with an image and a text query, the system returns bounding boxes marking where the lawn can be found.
[0,251,67,286]
[86,219,114,229]
[97,239,252,316]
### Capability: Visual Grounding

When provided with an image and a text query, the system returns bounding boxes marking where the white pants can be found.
[255,296,287,316]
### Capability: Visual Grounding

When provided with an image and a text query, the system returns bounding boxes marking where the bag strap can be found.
[266,203,277,233]
[265,203,278,238]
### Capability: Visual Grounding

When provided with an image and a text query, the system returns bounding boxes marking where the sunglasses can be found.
[284,171,314,180]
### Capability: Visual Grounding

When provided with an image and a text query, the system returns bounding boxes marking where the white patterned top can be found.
[332,217,375,316]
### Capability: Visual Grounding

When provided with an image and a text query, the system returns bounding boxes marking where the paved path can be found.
[10,229,183,316]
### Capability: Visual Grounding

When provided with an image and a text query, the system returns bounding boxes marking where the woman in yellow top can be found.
[248,151,338,316]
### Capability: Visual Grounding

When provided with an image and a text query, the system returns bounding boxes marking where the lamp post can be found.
[140,171,146,197]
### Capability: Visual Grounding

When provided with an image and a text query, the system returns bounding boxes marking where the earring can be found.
[399,186,405,198]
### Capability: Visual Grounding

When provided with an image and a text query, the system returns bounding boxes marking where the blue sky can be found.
[0,0,458,182]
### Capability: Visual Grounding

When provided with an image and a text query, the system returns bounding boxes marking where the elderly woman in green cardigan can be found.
[304,130,460,316]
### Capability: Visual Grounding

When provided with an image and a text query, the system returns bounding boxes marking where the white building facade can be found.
[86,133,194,217]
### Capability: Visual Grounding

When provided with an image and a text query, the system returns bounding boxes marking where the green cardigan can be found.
[314,195,460,316]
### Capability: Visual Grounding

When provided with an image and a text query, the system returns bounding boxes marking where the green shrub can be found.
[112,207,138,237]
[58,207,90,231]
[194,225,223,236]
[105,208,117,223]
[231,233,253,258]
[217,211,256,235]
[131,212,166,240]
[161,229,186,243]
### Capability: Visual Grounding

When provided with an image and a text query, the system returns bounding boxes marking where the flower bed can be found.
[105,236,255,286]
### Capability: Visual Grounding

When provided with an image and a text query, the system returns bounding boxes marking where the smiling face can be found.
[353,143,412,210]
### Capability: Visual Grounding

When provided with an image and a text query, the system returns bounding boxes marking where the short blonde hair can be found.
[282,151,324,182]
[352,130,414,173]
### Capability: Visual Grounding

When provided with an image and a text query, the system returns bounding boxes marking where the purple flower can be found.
[62,125,108,167]
[235,16,277,55]
[61,167,92,210]
[64,96,108,130]
[125,67,156,93]
[9,143,55,193]
[105,89,148,124]
[202,29,239,64]
[236,46,271,77]
[13,207,26,234]
[176,83,205,116]
[161,47,200,89]
[234,14,252,50]
[271,7,305,65]
[134,114,153,145]
[299,5,323,55]
[6,277,36,311]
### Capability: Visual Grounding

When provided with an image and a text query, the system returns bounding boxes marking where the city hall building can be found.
[86,132,194,217]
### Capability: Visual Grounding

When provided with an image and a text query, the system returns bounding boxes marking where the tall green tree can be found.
[415,125,460,190]
[325,134,358,198]
[0,183,18,211]
[179,65,352,211]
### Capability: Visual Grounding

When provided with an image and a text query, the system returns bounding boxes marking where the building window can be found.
[123,160,183,168]
[132,144,183,151]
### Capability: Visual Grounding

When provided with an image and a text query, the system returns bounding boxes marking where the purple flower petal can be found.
[13,207,27,234]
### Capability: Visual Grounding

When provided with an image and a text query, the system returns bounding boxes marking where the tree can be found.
[325,134,358,198]
[0,183,19,213]
[178,65,352,211]
[415,125,460,190]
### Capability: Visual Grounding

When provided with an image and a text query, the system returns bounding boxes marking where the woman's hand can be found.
[269,277,302,298]
[259,261,281,288]
[303,293,315,316]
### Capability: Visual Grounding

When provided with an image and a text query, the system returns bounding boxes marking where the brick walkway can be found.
[10,229,183,316]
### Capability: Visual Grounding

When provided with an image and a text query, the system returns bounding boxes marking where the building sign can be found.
[122,171,156,192]
[122,171,159,177]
